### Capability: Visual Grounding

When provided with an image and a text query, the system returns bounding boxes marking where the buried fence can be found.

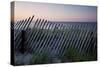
[11,15,97,64]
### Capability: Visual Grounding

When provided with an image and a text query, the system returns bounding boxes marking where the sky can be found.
[14,1,97,22]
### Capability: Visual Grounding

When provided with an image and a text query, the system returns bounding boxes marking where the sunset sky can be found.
[14,1,97,22]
